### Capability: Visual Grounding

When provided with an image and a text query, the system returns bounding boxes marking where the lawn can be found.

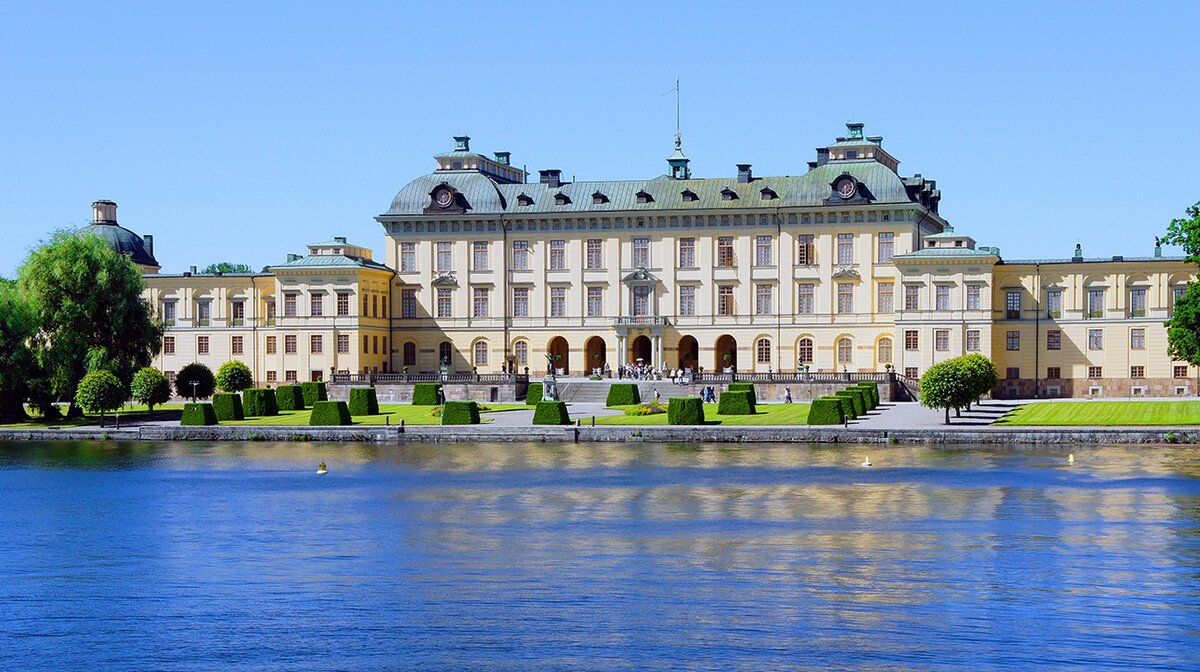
[0,403,186,429]
[593,403,811,426]
[995,401,1200,426]
[222,403,529,426]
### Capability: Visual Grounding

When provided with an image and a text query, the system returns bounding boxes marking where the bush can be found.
[441,400,480,425]
[412,383,443,405]
[856,382,880,408]
[211,392,245,421]
[831,395,856,420]
[181,402,218,425]
[606,383,641,407]
[717,390,756,415]
[807,397,845,425]
[668,397,705,425]
[276,384,305,411]
[301,381,328,407]
[176,363,215,399]
[525,382,543,405]
[624,403,667,416]
[532,400,572,425]
[727,382,757,407]
[130,367,171,412]
[836,389,865,417]
[215,360,254,393]
[242,388,279,417]
[76,370,126,420]
[309,400,351,425]
[348,388,379,416]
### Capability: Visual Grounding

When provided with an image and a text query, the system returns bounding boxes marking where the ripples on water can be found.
[2,441,1199,671]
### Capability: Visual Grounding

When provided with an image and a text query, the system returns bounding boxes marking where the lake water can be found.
[2,440,1199,671]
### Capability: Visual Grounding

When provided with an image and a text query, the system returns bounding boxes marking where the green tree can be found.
[920,359,974,425]
[960,353,999,409]
[0,279,40,423]
[215,360,253,392]
[201,262,253,274]
[130,367,172,414]
[176,362,215,400]
[75,370,126,426]
[1162,202,1200,264]
[17,231,162,416]
[1164,203,1200,367]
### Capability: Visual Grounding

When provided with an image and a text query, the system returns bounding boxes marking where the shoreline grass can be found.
[995,401,1200,426]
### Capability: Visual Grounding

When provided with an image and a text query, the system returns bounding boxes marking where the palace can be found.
[94,123,1194,398]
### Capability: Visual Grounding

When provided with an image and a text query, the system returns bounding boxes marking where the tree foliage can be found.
[920,355,999,424]
[1163,202,1200,367]
[75,370,126,422]
[215,360,253,392]
[130,367,172,413]
[201,262,254,274]
[0,279,40,423]
[17,231,161,414]
[1162,202,1200,266]
[176,362,215,399]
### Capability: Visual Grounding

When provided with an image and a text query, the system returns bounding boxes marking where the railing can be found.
[691,371,894,384]
[331,372,529,385]
[613,316,669,327]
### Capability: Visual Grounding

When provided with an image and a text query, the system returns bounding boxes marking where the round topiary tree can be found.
[176,362,215,400]
[75,370,126,426]
[215,360,254,393]
[130,367,172,414]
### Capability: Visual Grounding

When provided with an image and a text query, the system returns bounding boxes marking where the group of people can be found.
[617,363,693,384]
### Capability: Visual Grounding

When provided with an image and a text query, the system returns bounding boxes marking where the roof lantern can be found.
[667,132,691,180]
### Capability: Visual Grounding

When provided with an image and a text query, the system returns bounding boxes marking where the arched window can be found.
[797,338,814,364]
[837,337,853,364]
[514,340,528,366]
[474,340,488,366]
[756,338,771,364]
[439,341,452,366]
[403,341,417,366]
[877,337,893,364]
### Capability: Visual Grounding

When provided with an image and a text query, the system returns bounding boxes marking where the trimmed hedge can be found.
[276,385,305,411]
[412,383,443,405]
[211,393,245,421]
[309,400,351,425]
[832,395,856,420]
[532,400,571,425]
[348,388,379,416]
[717,390,756,415]
[807,397,846,425]
[181,402,219,426]
[441,400,480,425]
[726,382,757,407]
[668,397,706,425]
[242,388,279,417]
[606,383,641,407]
[857,382,880,408]
[525,382,543,405]
[836,390,865,417]
[301,381,328,407]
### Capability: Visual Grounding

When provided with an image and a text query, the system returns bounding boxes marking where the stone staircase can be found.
[554,379,703,404]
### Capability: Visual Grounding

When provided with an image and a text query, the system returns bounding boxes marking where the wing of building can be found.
[101,123,1194,398]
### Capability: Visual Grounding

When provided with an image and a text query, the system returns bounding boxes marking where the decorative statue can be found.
[546,354,555,375]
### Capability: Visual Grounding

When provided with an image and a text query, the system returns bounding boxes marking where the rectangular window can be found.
[1175,365,1189,378]
[904,330,919,350]
[550,287,566,317]
[632,286,651,316]
[1006,330,1020,351]
[877,282,893,314]
[1131,366,1145,379]
[837,283,853,314]
[935,330,950,351]
[284,293,297,317]
[679,286,695,316]
[196,300,211,327]
[197,335,209,355]
[798,284,815,314]
[966,330,980,351]
[1131,328,1145,349]
[266,371,277,383]
[266,336,276,354]
[1129,288,1147,317]
[265,299,275,325]
[285,335,297,354]
[1088,288,1105,318]
[512,288,529,317]
[966,285,981,310]
[632,237,650,268]
[310,293,323,317]
[936,285,950,311]
[401,289,417,318]
[905,367,918,379]
[678,238,695,268]
[231,335,243,355]
[285,370,297,383]
[310,335,322,354]
[1047,330,1061,350]
[1173,286,1187,316]
[436,242,453,272]
[717,237,735,267]
[362,294,368,316]
[549,240,566,270]
[363,335,369,354]
[717,285,734,316]
[905,285,919,311]
[797,235,815,265]
[230,301,244,326]
[372,294,378,318]
[337,292,350,316]
[1088,366,1103,379]
[163,336,175,355]
[587,287,603,316]
[162,301,176,326]
[1046,290,1062,318]
[512,241,529,270]
[337,334,349,354]
[755,284,772,315]
[472,241,488,271]
[755,236,773,266]
[1006,367,1020,380]
[437,289,452,318]
[1006,291,1021,320]
[586,239,603,269]
[837,233,854,264]
[877,232,894,263]
[1088,328,1103,350]
[473,288,489,317]
[400,242,416,272]
[1047,367,1061,379]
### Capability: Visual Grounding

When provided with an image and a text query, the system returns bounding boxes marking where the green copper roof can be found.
[269,254,394,273]
[893,248,1000,260]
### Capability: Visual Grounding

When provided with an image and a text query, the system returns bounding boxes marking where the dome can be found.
[78,200,160,270]
[385,172,507,216]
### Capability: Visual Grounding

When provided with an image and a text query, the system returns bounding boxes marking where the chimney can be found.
[287,253,301,263]
[539,169,562,188]
[92,199,117,224]
[453,135,470,152]
[189,265,197,274]
[737,164,752,183]
[816,148,830,166]
[494,151,511,166]
[143,234,153,257]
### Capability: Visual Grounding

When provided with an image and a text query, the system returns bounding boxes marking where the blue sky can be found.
[3,1,1198,276]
